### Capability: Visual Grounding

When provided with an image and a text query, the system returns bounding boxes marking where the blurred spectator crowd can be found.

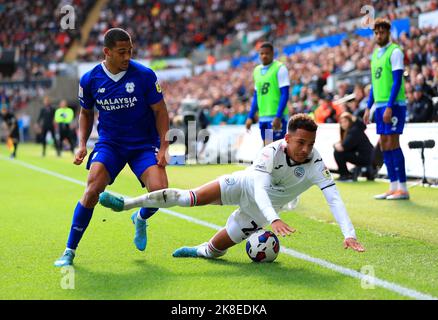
[1,0,438,139]
[0,0,93,81]
[80,0,435,61]
[162,24,438,127]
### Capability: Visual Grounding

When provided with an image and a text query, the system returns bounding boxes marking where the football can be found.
[246,230,280,262]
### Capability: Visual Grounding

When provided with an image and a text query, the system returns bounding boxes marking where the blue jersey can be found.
[78,60,163,147]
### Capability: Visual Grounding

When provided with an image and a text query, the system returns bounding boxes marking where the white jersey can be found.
[250,140,334,208]
[219,139,356,239]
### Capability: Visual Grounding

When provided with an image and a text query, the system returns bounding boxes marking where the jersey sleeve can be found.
[322,186,356,239]
[144,69,164,105]
[308,151,335,191]
[253,145,275,174]
[253,170,280,223]
[78,73,95,110]
[277,65,291,88]
[390,48,404,71]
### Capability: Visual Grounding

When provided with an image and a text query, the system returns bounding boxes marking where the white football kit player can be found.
[218,139,356,243]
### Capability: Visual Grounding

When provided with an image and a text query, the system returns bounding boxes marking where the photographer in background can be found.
[334,112,374,181]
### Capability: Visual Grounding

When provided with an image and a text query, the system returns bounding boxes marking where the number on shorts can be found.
[241,221,261,236]
[391,116,398,128]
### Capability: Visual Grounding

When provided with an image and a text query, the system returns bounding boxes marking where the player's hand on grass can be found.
[363,109,370,125]
[343,237,365,252]
[383,107,392,123]
[271,219,296,237]
[74,146,87,165]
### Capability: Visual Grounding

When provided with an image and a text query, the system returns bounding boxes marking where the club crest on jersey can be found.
[224,176,236,185]
[125,82,135,93]
[294,167,305,178]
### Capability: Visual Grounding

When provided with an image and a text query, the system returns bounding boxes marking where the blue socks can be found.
[383,151,397,183]
[64,204,158,250]
[383,148,407,191]
[138,207,159,220]
[391,148,407,183]
[66,202,94,250]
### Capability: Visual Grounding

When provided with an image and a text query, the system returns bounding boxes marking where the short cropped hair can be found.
[103,28,131,49]
[260,42,274,52]
[373,18,391,31]
[287,114,318,133]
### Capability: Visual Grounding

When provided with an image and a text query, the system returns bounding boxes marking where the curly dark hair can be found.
[287,114,318,133]
[373,18,391,31]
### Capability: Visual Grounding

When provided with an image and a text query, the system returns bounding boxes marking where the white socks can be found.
[124,189,197,210]
[389,181,408,192]
[390,182,398,192]
[196,242,227,258]
[398,182,408,192]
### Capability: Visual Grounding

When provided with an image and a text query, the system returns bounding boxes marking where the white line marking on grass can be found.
[4,156,437,300]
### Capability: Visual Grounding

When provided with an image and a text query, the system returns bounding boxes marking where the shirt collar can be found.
[101,61,127,82]
[284,148,313,167]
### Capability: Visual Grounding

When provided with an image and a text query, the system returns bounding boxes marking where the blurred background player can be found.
[54,28,170,267]
[245,42,290,145]
[37,96,59,157]
[54,99,75,156]
[1,106,20,158]
[363,18,409,200]
[100,114,365,259]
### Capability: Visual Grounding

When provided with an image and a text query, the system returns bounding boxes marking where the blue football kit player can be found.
[245,42,290,145]
[54,28,170,267]
[363,18,409,200]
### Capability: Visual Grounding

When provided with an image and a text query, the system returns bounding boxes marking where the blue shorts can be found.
[259,119,287,141]
[374,105,406,135]
[86,141,158,187]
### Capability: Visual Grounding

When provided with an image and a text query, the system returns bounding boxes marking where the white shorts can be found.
[225,208,266,244]
[219,173,270,243]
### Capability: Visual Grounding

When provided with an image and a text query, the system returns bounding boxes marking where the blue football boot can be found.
[172,245,201,258]
[131,211,147,251]
[54,249,75,267]
[99,192,124,212]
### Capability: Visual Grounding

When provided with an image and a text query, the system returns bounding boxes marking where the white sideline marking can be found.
[3,156,437,300]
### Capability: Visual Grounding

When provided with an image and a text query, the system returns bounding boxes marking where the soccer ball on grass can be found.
[246,230,280,262]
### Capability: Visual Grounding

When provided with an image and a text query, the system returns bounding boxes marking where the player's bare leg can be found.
[55,163,111,267]
[99,179,222,211]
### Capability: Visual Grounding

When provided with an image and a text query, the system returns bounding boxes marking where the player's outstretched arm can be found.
[322,185,365,252]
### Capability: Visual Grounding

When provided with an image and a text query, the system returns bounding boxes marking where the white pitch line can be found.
[3,156,437,300]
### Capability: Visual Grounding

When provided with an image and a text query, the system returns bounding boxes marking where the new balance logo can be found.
[98,88,106,93]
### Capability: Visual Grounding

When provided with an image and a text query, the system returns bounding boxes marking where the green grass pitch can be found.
[1,144,438,300]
